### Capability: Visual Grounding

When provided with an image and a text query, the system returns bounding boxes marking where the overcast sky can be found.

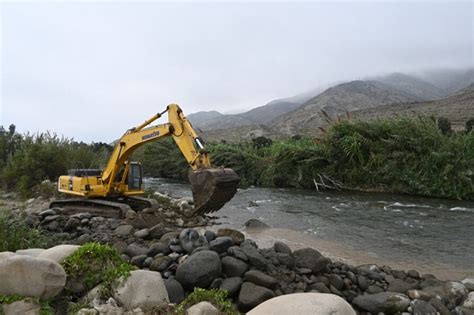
[1,1,472,142]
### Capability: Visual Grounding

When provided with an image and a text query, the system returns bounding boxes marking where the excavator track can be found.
[49,199,131,218]
[188,168,240,216]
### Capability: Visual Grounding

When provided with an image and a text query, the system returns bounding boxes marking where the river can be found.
[145,178,474,280]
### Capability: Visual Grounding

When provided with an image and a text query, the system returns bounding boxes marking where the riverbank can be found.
[1,191,473,314]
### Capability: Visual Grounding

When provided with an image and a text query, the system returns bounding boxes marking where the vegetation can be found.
[0,125,112,198]
[0,210,58,252]
[175,288,238,314]
[0,116,473,200]
[137,116,474,200]
[0,296,54,315]
[61,242,135,299]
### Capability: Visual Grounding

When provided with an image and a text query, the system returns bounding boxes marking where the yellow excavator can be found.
[50,104,240,217]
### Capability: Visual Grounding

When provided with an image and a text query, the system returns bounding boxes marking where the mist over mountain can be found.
[187,68,474,140]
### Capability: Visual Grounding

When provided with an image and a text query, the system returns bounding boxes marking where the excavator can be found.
[50,104,240,217]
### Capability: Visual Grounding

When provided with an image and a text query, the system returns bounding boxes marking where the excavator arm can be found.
[56,104,239,216]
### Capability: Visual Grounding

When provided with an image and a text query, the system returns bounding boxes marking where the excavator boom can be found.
[54,104,239,216]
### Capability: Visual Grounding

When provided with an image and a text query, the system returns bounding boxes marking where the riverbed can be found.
[146,178,474,280]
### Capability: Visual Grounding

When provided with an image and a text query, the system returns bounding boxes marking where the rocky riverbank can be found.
[1,191,473,314]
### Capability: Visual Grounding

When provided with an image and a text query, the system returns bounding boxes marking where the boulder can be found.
[115,224,134,236]
[113,270,169,310]
[179,228,208,254]
[244,219,270,230]
[244,270,278,290]
[273,241,292,255]
[228,246,248,262]
[176,250,222,289]
[292,248,329,273]
[147,241,171,257]
[221,256,249,278]
[148,224,167,239]
[204,230,217,242]
[124,243,148,258]
[444,281,468,306]
[133,228,149,239]
[149,256,174,272]
[15,248,45,257]
[164,278,185,304]
[186,301,219,315]
[217,228,245,245]
[220,277,243,297]
[247,293,356,315]
[240,243,267,271]
[2,299,41,315]
[387,279,416,293]
[462,278,474,292]
[411,300,437,314]
[238,282,275,313]
[37,244,80,263]
[209,237,234,253]
[276,253,295,268]
[352,292,410,313]
[407,289,433,301]
[0,253,66,299]
[463,292,474,310]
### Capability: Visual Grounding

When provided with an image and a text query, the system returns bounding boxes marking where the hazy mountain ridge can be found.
[351,83,474,130]
[270,80,422,135]
[186,68,474,138]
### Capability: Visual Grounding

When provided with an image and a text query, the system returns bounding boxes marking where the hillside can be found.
[199,124,280,142]
[351,83,474,130]
[271,80,422,135]
[375,73,446,100]
[419,68,474,94]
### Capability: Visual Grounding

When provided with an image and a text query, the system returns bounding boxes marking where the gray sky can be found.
[1,1,472,142]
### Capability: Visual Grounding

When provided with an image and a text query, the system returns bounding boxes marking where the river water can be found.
[145,178,474,280]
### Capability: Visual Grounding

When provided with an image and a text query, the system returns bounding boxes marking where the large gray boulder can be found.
[292,248,329,273]
[240,243,267,271]
[164,278,185,304]
[238,282,274,313]
[179,229,208,254]
[248,293,356,315]
[220,277,243,298]
[221,256,249,278]
[462,278,474,292]
[244,270,278,290]
[186,301,219,315]
[15,248,45,257]
[0,252,66,299]
[2,299,41,315]
[352,292,410,313]
[37,244,80,263]
[113,270,169,310]
[176,250,222,289]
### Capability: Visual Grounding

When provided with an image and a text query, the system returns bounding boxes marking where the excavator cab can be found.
[127,162,143,191]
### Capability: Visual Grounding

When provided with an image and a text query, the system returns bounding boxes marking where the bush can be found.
[61,243,135,299]
[0,210,56,252]
[175,288,238,314]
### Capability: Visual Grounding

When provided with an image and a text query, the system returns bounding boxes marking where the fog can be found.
[1,1,472,142]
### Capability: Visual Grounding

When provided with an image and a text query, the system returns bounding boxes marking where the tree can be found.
[437,117,452,135]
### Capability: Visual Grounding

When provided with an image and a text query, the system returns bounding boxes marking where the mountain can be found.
[186,110,224,128]
[199,124,280,143]
[271,80,422,135]
[375,73,445,100]
[419,68,474,95]
[239,100,301,124]
[351,83,474,131]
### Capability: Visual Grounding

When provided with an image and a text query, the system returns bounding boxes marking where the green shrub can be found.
[0,210,56,252]
[61,243,135,299]
[175,288,238,314]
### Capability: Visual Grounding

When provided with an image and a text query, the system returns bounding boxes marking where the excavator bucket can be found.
[188,168,240,216]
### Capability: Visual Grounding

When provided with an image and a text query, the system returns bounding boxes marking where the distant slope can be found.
[187,110,224,127]
[199,124,281,143]
[419,68,474,95]
[375,73,445,100]
[239,100,301,124]
[271,80,422,135]
[351,83,474,130]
